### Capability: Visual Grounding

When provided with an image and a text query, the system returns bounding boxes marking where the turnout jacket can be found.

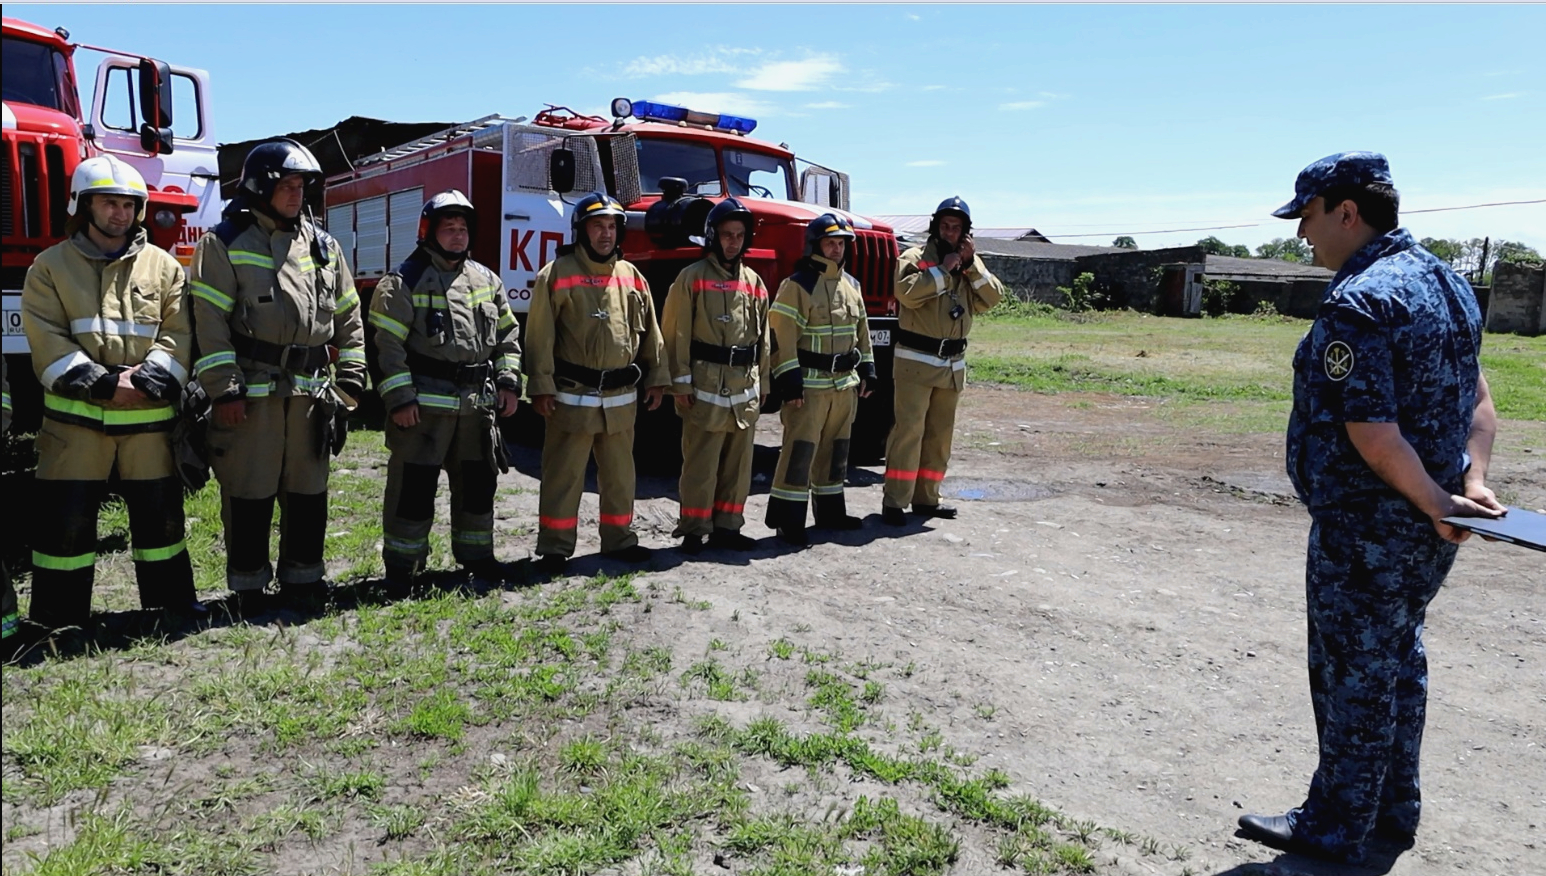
[368,249,521,416]
[661,255,771,431]
[768,254,874,395]
[523,246,669,434]
[22,228,190,431]
[892,240,1004,391]
[189,209,366,402]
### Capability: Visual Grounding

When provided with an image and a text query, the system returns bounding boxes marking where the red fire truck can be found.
[323,99,900,464]
[2,15,222,428]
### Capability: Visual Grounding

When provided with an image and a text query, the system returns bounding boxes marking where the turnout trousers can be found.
[536,418,639,559]
[765,387,856,531]
[208,395,330,591]
[29,419,193,629]
[1291,508,1458,858]
[882,379,960,510]
[381,411,498,575]
[675,421,756,538]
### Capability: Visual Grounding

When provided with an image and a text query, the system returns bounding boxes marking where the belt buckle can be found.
[937,338,951,359]
[279,343,303,372]
[593,367,610,395]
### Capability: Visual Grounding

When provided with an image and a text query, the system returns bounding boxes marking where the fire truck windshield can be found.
[635,138,721,196]
[1,37,77,115]
[725,148,794,200]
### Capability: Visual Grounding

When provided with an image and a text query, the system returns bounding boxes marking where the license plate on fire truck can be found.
[869,329,891,347]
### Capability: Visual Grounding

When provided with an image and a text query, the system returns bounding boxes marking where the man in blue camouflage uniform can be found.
[1237,152,1505,864]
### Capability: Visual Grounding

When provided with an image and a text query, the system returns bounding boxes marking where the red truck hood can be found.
[2,100,82,139]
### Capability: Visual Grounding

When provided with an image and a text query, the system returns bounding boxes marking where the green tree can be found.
[1494,240,1543,267]
[1419,237,1466,270]
[1196,236,1251,258]
[1254,237,1311,263]
[1112,236,1138,249]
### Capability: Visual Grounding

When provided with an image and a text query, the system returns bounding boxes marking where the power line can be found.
[1043,198,1546,239]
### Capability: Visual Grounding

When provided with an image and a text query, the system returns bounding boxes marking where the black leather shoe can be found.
[776,526,808,546]
[709,528,757,551]
[679,535,705,555]
[1237,813,1295,849]
[882,506,907,526]
[913,503,958,519]
[231,589,270,615]
[533,555,568,575]
[280,580,329,607]
[603,545,653,563]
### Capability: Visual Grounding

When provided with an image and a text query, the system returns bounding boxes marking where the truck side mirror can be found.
[549,148,576,193]
[137,58,174,155]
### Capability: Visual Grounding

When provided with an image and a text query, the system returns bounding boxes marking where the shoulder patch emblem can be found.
[1323,341,1354,381]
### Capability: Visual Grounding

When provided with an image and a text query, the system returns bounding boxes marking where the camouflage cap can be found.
[1272,151,1394,219]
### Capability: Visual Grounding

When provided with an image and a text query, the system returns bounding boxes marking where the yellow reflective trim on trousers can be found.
[132,541,187,563]
[228,250,275,269]
[770,487,808,502]
[44,394,175,426]
[32,549,95,571]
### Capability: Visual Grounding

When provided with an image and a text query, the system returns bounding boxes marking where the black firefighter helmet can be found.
[571,192,627,258]
[240,138,324,201]
[928,195,972,239]
[704,197,755,262]
[802,212,856,260]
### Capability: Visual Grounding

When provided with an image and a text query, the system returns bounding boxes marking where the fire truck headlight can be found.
[153,209,179,229]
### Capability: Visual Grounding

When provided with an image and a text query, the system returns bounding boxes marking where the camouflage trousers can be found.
[1292,507,1458,858]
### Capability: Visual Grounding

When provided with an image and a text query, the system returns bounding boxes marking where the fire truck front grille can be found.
[1,143,12,239]
[848,230,898,308]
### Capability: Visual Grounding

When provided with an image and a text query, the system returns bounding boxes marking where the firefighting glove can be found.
[773,369,804,404]
[856,361,877,384]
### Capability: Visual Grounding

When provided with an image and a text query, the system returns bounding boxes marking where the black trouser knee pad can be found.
[228,495,276,572]
[282,491,328,566]
[828,439,850,482]
[785,440,816,487]
[397,463,441,523]
[458,462,496,515]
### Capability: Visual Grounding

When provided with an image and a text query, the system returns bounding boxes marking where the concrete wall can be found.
[1486,261,1545,336]
[1072,246,1207,312]
[979,253,1076,304]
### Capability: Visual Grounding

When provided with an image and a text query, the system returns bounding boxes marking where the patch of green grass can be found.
[1481,335,1546,421]
[398,689,474,741]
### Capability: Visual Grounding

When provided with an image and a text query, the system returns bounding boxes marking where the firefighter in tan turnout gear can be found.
[369,191,522,590]
[765,213,876,546]
[189,139,366,606]
[883,197,1003,525]
[661,198,771,553]
[524,193,669,572]
[20,155,200,630]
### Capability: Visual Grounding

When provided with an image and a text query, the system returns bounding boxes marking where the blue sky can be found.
[17,3,1545,251]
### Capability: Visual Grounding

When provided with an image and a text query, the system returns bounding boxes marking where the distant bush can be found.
[1201,279,1241,317]
[1059,273,1108,313]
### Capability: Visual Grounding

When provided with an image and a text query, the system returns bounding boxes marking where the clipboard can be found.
[1441,506,1546,552]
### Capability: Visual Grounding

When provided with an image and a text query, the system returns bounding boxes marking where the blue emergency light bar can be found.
[615,98,758,135]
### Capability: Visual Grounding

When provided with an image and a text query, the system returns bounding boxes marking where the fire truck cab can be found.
[324,98,899,464]
[2,15,221,426]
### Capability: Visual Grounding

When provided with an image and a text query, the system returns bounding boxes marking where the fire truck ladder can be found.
[357,114,523,167]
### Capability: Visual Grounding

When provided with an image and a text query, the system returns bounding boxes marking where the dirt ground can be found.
[518,385,1544,876]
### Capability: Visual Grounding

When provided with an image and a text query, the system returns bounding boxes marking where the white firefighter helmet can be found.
[68,154,149,222]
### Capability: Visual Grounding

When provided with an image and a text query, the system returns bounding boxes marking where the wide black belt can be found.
[896,328,967,358]
[231,333,330,373]
[796,348,861,373]
[407,350,491,386]
[690,339,760,367]
[555,357,643,391]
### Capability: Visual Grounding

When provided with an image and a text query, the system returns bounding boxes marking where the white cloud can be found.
[650,92,778,118]
[922,85,948,92]
[624,48,761,78]
[805,101,850,110]
[1482,92,1521,100]
[737,55,845,92]
[999,101,1046,111]
[905,13,921,21]
[906,160,946,167]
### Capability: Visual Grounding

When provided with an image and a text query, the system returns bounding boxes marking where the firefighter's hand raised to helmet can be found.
[391,403,421,428]
[941,252,963,273]
[644,386,665,411]
[533,394,556,417]
[497,389,520,418]
[957,234,975,265]
[213,398,248,427]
